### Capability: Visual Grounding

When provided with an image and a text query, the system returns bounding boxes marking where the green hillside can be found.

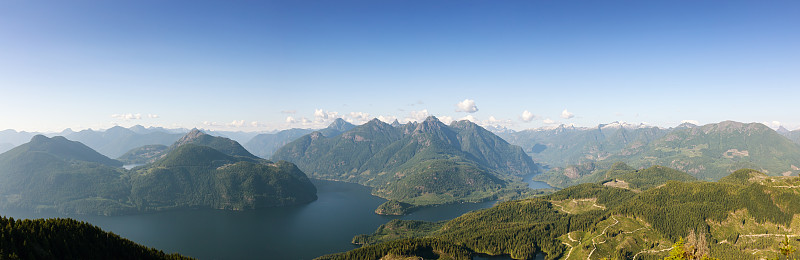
[0,135,130,214]
[718,168,769,185]
[624,121,800,180]
[168,129,258,159]
[0,133,317,215]
[119,129,260,164]
[534,162,697,191]
[129,144,317,211]
[273,117,538,212]
[0,216,190,259]
[117,144,168,164]
[324,169,800,260]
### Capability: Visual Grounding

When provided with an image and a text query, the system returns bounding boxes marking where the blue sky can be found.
[1,0,799,132]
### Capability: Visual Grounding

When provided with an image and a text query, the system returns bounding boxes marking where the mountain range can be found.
[503,121,800,182]
[244,118,356,159]
[273,116,539,212]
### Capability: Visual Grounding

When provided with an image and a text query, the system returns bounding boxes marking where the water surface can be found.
[523,174,555,190]
[1,180,495,260]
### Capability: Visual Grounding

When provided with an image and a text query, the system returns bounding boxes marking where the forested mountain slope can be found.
[0,132,317,215]
[322,168,800,260]
[273,117,539,212]
[0,216,191,259]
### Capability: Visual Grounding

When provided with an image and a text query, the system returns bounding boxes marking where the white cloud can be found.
[227,120,246,127]
[377,115,398,123]
[250,121,260,127]
[345,112,371,124]
[439,116,454,124]
[111,113,142,120]
[483,116,513,128]
[286,116,312,126]
[405,109,430,123]
[455,99,479,113]
[543,118,556,124]
[680,120,699,125]
[111,113,159,120]
[520,110,537,122]
[203,121,221,127]
[314,109,339,123]
[762,121,783,129]
[560,109,574,119]
[460,115,478,122]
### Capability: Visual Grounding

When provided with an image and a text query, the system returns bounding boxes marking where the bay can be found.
[0,179,495,260]
[523,174,555,190]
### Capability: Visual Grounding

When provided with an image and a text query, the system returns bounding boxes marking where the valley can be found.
[2,119,800,260]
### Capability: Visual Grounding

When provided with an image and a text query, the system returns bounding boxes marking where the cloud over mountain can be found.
[456,99,478,113]
[560,109,574,119]
[520,110,537,122]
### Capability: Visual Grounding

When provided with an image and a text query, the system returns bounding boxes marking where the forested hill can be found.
[0,133,317,215]
[273,116,538,211]
[168,129,258,159]
[534,162,698,190]
[0,216,190,259]
[121,129,260,164]
[128,143,318,211]
[323,168,800,260]
[117,144,168,164]
[0,135,130,215]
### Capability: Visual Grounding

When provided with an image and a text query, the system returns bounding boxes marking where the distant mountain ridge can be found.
[499,122,669,168]
[245,118,355,159]
[2,135,122,167]
[273,116,538,211]
[63,126,183,158]
[504,120,800,181]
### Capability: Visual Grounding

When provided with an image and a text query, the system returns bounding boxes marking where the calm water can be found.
[1,180,495,260]
[1,175,554,259]
[523,174,555,190]
[122,164,144,170]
